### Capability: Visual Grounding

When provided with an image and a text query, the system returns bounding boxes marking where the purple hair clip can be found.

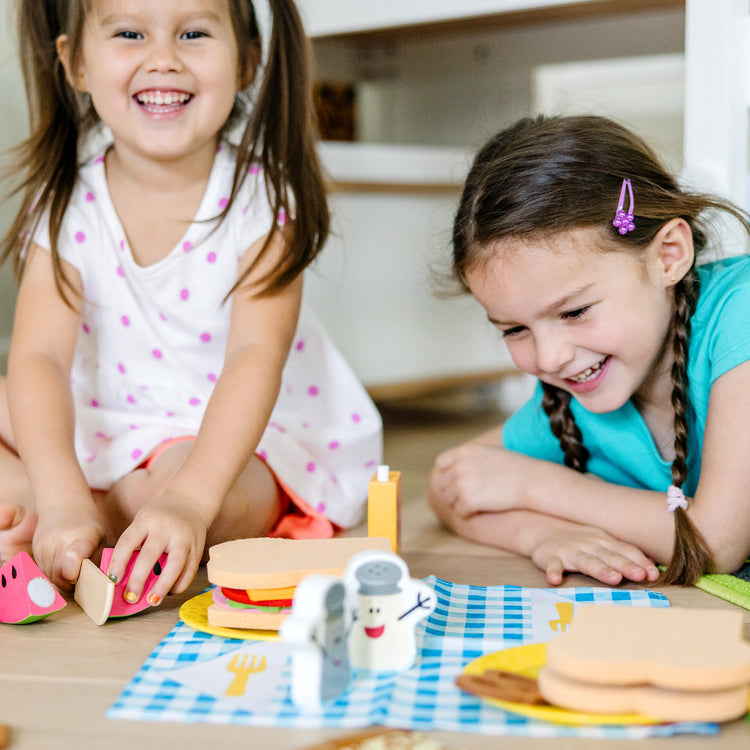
[612,178,635,235]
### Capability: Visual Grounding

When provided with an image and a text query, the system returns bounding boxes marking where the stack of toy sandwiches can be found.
[538,605,750,722]
[206,536,391,633]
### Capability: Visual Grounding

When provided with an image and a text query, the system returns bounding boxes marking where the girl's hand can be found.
[531,526,660,586]
[431,442,524,519]
[32,502,104,591]
[107,493,210,606]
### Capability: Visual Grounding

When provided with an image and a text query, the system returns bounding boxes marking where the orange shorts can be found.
[140,437,334,540]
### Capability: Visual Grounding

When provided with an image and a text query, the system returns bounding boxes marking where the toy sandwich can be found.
[206,536,391,631]
[539,605,750,722]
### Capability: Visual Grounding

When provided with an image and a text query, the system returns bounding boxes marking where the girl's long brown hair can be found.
[1,0,329,303]
[453,115,750,584]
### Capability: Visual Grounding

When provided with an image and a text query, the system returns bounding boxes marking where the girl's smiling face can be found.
[466,227,679,415]
[59,0,249,166]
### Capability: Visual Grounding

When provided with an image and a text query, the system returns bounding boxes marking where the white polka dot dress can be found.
[32,144,383,529]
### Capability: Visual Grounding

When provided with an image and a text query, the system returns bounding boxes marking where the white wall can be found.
[0,0,26,366]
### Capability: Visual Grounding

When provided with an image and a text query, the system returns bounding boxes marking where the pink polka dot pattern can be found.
[63,144,383,533]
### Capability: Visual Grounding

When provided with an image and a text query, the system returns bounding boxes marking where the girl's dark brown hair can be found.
[1,0,329,302]
[453,115,750,585]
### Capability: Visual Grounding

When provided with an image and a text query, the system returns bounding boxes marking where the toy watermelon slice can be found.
[0,551,66,624]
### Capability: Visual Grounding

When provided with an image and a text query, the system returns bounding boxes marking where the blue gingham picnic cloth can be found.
[108,578,718,738]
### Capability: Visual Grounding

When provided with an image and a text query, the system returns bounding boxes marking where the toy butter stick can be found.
[367,464,401,553]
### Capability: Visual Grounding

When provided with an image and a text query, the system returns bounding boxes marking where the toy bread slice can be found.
[538,666,749,723]
[544,605,750,691]
[206,536,392,589]
[206,603,288,630]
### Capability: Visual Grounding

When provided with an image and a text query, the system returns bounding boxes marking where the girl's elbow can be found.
[711,549,748,575]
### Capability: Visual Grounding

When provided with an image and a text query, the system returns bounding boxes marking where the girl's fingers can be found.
[106,525,145,591]
[544,557,564,586]
[169,547,202,596]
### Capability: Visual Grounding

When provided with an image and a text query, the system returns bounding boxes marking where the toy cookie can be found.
[538,605,750,722]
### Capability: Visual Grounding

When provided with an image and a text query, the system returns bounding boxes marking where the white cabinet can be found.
[301,1,708,394]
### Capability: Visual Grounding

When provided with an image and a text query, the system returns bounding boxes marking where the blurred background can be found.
[1,1,748,417]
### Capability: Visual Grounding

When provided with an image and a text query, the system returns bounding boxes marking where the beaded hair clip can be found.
[612,178,635,234]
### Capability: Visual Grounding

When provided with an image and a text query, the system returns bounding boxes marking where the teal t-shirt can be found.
[502,256,750,496]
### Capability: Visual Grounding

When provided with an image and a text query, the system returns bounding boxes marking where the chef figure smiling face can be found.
[356,559,403,640]
[346,553,435,671]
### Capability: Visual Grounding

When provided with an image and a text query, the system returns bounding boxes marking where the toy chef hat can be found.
[354,559,403,595]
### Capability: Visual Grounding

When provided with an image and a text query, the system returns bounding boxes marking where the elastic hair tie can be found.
[612,178,635,235]
[667,485,688,513]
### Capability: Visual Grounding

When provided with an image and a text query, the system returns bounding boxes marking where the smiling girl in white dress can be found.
[0,0,381,607]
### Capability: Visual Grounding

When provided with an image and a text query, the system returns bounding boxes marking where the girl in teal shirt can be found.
[429,115,750,586]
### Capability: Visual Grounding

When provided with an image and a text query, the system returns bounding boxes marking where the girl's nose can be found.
[145,39,182,73]
[535,334,575,375]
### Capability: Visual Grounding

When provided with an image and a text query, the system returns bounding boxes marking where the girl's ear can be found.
[56,35,87,92]
[238,39,262,90]
[652,218,695,287]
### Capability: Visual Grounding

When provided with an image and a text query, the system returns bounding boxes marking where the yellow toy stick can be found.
[368,465,401,553]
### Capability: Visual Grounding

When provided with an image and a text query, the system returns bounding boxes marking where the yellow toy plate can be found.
[461,643,660,726]
[179,590,280,641]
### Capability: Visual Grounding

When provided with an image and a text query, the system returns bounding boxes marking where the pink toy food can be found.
[99,548,168,617]
[0,551,66,624]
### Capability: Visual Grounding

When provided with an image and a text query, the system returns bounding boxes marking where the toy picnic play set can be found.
[4,465,750,743]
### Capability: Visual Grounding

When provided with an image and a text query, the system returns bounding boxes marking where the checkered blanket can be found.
[108,578,717,738]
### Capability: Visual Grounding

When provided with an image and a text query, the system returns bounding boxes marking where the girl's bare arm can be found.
[7,245,101,586]
[435,361,750,573]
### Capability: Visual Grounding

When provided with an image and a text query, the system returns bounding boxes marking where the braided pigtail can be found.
[661,270,715,584]
[541,383,590,473]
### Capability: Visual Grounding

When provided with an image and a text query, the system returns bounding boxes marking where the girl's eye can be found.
[116,30,142,40]
[501,326,526,339]
[562,305,590,321]
[182,30,208,40]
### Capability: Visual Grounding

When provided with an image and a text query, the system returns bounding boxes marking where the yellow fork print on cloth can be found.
[225,653,268,696]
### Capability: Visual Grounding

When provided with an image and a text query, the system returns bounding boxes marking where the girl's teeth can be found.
[137,92,190,105]
[570,359,605,383]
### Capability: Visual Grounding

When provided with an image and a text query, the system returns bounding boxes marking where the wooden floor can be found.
[3,389,750,749]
